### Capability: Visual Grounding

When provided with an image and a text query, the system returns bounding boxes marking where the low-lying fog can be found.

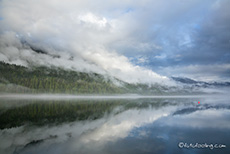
[0,93,228,100]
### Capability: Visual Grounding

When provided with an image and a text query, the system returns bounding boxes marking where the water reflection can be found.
[0,96,229,154]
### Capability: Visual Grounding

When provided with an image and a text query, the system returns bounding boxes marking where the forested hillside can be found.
[0,62,127,94]
[0,62,192,94]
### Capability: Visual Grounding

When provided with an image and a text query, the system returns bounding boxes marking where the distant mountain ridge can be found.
[172,77,230,87]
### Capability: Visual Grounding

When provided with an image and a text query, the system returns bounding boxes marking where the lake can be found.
[0,95,229,154]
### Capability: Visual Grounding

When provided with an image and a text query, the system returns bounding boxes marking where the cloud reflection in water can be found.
[0,97,229,154]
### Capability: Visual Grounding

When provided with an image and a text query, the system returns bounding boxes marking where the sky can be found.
[0,0,229,83]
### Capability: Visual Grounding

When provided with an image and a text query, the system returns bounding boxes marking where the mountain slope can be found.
[0,62,125,94]
[0,62,196,95]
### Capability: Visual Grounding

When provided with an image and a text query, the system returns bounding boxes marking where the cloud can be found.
[0,104,175,154]
[80,107,172,143]
[0,0,174,84]
[0,0,229,83]
[0,32,106,74]
[157,64,230,82]
[116,0,229,81]
[162,109,230,129]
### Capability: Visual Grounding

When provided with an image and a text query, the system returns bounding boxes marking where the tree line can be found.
[0,62,125,94]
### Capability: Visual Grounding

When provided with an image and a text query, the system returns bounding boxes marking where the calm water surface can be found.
[0,95,229,154]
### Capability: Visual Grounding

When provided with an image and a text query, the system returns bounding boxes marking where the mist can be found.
[0,0,173,84]
[0,94,216,101]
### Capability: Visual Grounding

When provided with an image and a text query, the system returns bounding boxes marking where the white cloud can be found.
[0,0,173,84]
[80,107,172,143]
[154,54,167,59]
[1,0,227,83]
[158,64,230,82]
[78,13,108,29]
[163,109,230,129]
[0,105,176,154]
